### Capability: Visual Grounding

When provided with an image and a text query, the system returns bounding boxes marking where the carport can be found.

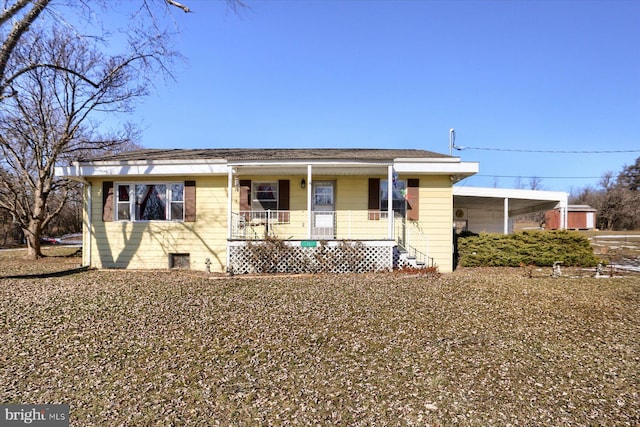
[453,187,568,234]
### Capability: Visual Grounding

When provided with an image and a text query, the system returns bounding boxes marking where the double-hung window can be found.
[115,183,184,221]
[252,182,278,211]
[380,179,407,218]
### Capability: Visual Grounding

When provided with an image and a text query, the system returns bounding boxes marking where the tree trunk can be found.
[24,220,43,259]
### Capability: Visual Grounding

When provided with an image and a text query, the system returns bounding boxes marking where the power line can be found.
[475,174,602,179]
[454,146,640,154]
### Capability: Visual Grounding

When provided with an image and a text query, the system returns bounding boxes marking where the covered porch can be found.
[223,157,476,273]
[225,163,404,273]
[225,163,400,241]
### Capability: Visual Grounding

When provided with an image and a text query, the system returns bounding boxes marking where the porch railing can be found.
[230,210,392,240]
[393,217,435,268]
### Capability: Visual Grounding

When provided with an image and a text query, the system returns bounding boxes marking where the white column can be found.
[227,167,233,240]
[503,197,509,234]
[85,182,92,267]
[226,167,234,273]
[387,165,393,239]
[307,165,313,239]
[560,195,568,230]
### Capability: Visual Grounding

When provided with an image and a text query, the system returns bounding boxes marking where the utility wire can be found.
[454,146,640,154]
[475,174,602,179]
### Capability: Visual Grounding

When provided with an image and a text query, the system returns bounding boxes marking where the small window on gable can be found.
[381,179,407,218]
[252,182,278,211]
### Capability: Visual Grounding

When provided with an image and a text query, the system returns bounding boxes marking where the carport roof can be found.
[453,186,568,216]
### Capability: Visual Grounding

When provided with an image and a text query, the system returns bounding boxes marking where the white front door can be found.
[312,181,335,239]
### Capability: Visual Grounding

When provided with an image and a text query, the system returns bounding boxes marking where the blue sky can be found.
[127,0,639,193]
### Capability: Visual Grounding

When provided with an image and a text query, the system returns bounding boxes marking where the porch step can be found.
[396,248,427,269]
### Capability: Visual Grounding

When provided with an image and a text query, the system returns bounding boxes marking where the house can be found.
[545,205,596,230]
[56,148,479,273]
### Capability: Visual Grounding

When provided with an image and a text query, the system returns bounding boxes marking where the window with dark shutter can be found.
[239,180,251,219]
[278,179,290,223]
[407,179,419,221]
[103,181,114,222]
[184,181,196,222]
[368,178,380,220]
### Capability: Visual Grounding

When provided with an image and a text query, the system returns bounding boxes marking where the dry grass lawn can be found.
[1,249,638,425]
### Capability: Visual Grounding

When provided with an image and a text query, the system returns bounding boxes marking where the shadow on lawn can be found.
[0,266,89,280]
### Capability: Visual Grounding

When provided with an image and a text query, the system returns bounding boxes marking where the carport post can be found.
[503,197,509,234]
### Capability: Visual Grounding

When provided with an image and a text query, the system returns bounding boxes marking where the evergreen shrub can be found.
[456,230,601,267]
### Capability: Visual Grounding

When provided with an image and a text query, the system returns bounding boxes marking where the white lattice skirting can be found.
[228,240,394,274]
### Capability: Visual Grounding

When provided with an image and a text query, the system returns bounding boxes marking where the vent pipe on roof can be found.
[449,129,456,156]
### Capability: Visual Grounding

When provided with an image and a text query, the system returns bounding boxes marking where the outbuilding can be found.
[545,205,596,230]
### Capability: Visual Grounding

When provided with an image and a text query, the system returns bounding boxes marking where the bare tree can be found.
[528,176,543,190]
[1,0,245,100]
[0,0,244,256]
[0,27,159,258]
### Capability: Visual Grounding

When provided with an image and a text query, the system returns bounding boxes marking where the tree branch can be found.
[0,0,51,94]
[166,0,191,13]
[0,0,33,26]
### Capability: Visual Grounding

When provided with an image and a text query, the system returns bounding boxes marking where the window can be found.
[380,179,407,217]
[313,183,334,207]
[252,182,278,211]
[117,184,131,220]
[115,182,184,221]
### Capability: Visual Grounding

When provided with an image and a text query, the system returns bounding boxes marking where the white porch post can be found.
[387,165,393,239]
[307,164,312,239]
[503,197,509,234]
[227,167,233,240]
[85,182,92,267]
[226,167,233,273]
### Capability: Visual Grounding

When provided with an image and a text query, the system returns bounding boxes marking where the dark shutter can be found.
[239,180,251,219]
[407,179,419,221]
[368,178,380,220]
[103,181,114,222]
[184,180,196,222]
[278,180,290,222]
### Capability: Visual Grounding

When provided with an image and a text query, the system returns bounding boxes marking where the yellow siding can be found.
[403,175,454,273]
[84,174,455,273]
[87,176,229,272]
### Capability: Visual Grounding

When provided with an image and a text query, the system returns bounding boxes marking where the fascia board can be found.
[453,186,568,202]
[228,159,391,167]
[394,157,461,163]
[55,162,229,178]
[393,161,479,175]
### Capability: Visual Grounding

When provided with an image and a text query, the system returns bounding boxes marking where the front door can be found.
[312,181,335,239]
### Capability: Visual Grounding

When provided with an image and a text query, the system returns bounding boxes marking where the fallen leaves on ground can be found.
[1,267,638,425]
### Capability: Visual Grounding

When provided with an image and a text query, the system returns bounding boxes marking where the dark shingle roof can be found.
[81,148,451,163]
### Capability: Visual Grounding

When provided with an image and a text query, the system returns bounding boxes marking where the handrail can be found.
[394,217,436,268]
